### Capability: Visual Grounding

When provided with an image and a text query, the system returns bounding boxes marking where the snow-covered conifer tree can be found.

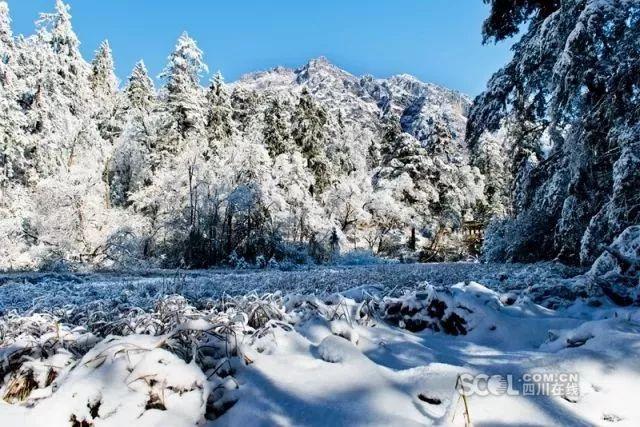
[90,41,121,143]
[231,86,260,134]
[204,71,233,154]
[263,97,292,158]
[26,0,94,176]
[107,61,157,206]
[0,1,13,57]
[468,0,639,264]
[0,1,26,188]
[37,0,80,57]
[126,60,155,112]
[90,41,118,103]
[292,88,332,195]
[157,32,207,156]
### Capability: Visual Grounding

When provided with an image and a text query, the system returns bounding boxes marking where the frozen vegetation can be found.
[0,262,585,315]
[1,262,640,426]
[0,0,638,425]
[0,0,486,272]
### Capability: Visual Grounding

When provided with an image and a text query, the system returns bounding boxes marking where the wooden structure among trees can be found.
[462,221,485,255]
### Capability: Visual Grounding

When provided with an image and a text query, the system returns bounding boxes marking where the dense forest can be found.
[0,0,638,273]
[471,0,639,266]
[0,0,496,270]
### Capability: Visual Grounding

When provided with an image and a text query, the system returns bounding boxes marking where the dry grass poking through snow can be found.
[0,285,408,425]
[1,272,640,426]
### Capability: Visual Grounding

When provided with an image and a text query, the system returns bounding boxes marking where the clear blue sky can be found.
[6,0,514,95]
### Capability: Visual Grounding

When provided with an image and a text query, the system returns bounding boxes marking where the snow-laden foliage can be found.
[587,225,640,305]
[470,0,640,265]
[0,2,494,271]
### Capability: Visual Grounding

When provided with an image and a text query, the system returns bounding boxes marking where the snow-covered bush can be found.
[382,284,470,335]
[334,249,387,266]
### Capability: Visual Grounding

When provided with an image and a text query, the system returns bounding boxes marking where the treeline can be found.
[0,1,496,270]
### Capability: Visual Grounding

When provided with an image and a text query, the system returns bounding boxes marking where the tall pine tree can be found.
[125,60,155,112]
[90,40,120,143]
[0,1,26,188]
[292,88,332,195]
[29,0,94,174]
[204,71,233,154]
[158,32,207,156]
[90,41,118,103]
[0,1,13,60]
[37,0,80,57]
[263,97,292,158]
[107,61,157,206]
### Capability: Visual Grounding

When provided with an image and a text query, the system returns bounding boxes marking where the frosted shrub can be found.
[335,249,385,266]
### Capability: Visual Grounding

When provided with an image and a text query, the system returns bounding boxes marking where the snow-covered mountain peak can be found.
[301,55,335,69]
[294,56,358,91]
[236,65,296,91]
[389,73,423,84]
[234,57,471,144]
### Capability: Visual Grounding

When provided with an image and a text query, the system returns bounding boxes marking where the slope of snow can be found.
[1,264,638,426]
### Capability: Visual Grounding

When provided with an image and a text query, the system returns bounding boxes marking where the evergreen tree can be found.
[158,32,207,155]
[37,0,80,57]
[107,121,152,207]
[469,0,640,264]
[0,0,13,92]
[331,109,356,175]
[125,60,155,112]
[0,1,26,188]
[0,78,26,187]
[472,127,512,219]
[263,97,292,158]
[424,121,452,159]
[0,1,14,59]
[0,0,13,93]
[292,88,332,195]
[90,41,120,143]
[27,0,95,175]
[423,120,473,220]
[231,86,260,133]
[481,0,560,42]
[89,41,118,102]
[204,71,233,152]
[107,61,157,206]
[377,115,429,182]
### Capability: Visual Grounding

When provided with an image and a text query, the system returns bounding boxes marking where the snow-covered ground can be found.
[0,262,583,314]
[1,263,639,426]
